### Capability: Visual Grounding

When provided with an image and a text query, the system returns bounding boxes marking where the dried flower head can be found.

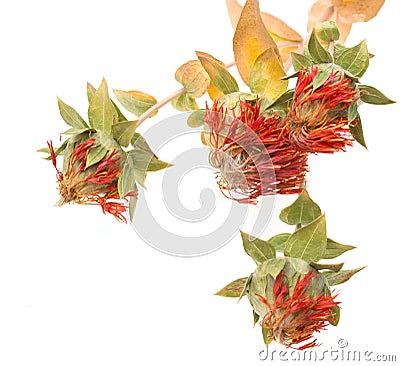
[205,99,308,203]
[285,66,359,153]
[256,269,339,350]
[48,138,136,222]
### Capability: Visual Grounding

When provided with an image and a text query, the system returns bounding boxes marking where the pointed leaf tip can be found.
[233,0,281,85]
[279,190,322,226]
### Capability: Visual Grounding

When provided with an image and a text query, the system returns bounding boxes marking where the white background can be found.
[1,0,399,365]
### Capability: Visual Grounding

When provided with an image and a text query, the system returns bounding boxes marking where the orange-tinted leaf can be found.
[196,51,239,96]
[249,48,288,100]
[308,0,385,43]
[226,0,302,42]
[114,90,157,118]
[175,60,210,98]
[207,83,225,101]
[332,0,385,23]
[260,12,302,43]
[335,16,352,43]
[233,0,281,85]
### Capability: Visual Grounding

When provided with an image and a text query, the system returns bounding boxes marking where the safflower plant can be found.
[40,0,394,351]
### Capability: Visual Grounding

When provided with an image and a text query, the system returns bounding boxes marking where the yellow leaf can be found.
[233,0,281,86]
[114,89,157,117]
[175,60,210,98]
[260,12,302,43]
[249,48,288,100]
[279,46,300,64]
[208,83,225,101]
[226,0,302,43]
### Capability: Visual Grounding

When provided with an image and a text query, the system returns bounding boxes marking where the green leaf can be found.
[171,92,198,112]
[112,120,138,147]
[249,48,288,101]
[238,273,252,301]
[253,311,260,326]
[57,98,88,129]
[308,30,333,63]
[85,145,108,169]
[114,89,157,117]
[266,233,290,252]
[118,153,136,198]
[330,305,340,326]
[291,52,313,72]
[315,21,340,42]
[131,132,152,151]
[349,114,367,149]
[133,167,147,188]
[131,149,171,172]
[311,262,344,272]
[264,89,294,111]
[347,103,358,122]
[88,78,117,134]
[334,44,347,60]
[93,130,121,151]
[87,82,96,102]
[335,40,369,78]
[241,231,276,265]
[129,194,138,219]
[88,82,127,121]
[322,238,356,260]
[63,127,91,135]
[129,194,138,222]
[313,67,332,90]
[214,278,248,298]
[187,110,206,128]
[279,190,322,226]
[196,51,239,95]
[323,266,366,286]
[262,328,273,346]
[284,215,327,263]
[359,85,395,105]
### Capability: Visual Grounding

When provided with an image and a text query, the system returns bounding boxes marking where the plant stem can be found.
[136,61,236,127]
[137,87,186,127]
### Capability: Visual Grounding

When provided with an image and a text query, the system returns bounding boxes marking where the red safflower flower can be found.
[256,270,339,350]
[205,99,308,203]
[48,138,137,223]
[285,66,359,153]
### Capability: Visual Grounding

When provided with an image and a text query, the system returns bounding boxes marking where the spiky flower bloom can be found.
[48,138,136,222]
[285,66,359,153]
[256,270,339,350]
[205,99,308,203]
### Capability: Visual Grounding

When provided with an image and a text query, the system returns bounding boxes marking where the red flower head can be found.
[48,138,137,223]
[204,99,308,203]
[256,269,339,350]
[285,66,359,153]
